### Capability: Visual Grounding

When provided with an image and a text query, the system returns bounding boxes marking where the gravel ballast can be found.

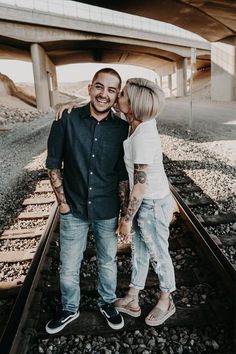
[0,96,235,353]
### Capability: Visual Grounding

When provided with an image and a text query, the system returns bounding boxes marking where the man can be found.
[45,68,129,334]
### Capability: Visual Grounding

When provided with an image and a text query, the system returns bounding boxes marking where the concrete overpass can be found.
[75,0,236,42]
[77,0,236,103]
[0,0,234,109]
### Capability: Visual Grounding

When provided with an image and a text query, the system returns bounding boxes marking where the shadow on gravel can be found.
[0,169,47,232]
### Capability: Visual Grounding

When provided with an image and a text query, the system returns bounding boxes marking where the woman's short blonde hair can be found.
[126,78,165,122]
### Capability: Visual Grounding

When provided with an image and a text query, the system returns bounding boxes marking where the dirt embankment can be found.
[0,74,90,126]
[0,73,36,107]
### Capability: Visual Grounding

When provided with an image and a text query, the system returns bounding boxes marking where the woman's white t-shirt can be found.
[123,119,170,199]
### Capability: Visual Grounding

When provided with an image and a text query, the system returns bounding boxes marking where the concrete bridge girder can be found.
[75,0,236,43]
[0,20,208,61]
[0,44,30,61]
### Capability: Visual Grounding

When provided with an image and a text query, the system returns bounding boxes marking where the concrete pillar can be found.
[211,36,236,101]
[46,57,59,107]
[31,43,50,111]
[168,74,172,97]
[159,75,163,88]
[176,58,187,97]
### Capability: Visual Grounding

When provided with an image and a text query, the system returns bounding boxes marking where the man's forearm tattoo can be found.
[124,196,142,222]
[134,164,147,185]
[119,180,129,217]
[48,169,67,205]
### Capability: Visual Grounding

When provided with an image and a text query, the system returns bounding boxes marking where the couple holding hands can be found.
[45,68,176,334]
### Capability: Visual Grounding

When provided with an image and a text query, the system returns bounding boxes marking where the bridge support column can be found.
[31,43,59,111]
[47,60,59,108]
[31,44,50,111]
[211,37,236,101]
[176,58,187,97]
[168,74,173,97]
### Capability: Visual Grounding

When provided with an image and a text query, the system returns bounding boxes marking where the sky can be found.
[0,59,158,83]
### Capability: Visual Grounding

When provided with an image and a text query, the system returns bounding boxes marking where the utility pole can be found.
[189,47,196,129]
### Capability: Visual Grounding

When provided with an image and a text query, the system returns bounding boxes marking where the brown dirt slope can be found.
[0,73,36,107]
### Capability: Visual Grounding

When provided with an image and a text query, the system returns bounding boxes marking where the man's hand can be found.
[59,201,71,214]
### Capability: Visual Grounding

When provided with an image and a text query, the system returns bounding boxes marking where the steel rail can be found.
[0,203,59,354]
[170,185,236,298]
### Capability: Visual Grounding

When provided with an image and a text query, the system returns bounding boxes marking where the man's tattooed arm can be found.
[48,169,70,212]
[124,164,148,223]
[118,180,130,217]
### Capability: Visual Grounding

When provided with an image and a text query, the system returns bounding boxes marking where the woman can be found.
[114,78,176,326]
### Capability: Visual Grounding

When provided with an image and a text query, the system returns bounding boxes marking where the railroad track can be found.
[0,173,57,337]
[163,154,236,272]
[0,166,235,354]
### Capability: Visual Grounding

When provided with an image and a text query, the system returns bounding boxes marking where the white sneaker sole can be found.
[115,306,141,318]
[145,307,176,326]
[45,311,80,334]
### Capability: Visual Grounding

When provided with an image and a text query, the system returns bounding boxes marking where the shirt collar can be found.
[81,103,115,121]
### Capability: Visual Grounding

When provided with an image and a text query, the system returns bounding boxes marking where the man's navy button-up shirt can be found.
[46,103,129,220]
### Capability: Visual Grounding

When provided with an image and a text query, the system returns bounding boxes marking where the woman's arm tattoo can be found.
[134,164,148,185]
[124,196,142,222]
[124,164,148,222]
[48,169,67,205]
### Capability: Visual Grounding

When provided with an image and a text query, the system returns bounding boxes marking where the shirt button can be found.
[88,201,91,204]
[92,154,95,157]
[97,122,100,125]
[94,138,98,141]
[90,171,93,175]
[89,187,92,190]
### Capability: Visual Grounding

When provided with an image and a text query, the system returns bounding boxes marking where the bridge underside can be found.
[75,0,236,42]
[0,39,190,72]
[0,39,209,73]
[0,20,209,70]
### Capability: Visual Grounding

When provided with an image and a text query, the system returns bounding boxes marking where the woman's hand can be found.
[55,101,81,121]
[116,218,132,242]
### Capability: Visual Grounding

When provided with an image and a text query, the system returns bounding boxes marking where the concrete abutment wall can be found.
[211,36,236,101]
[31,43,58,111]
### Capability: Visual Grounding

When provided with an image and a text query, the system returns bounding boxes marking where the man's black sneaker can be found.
[100,303,124,330]
[45,310,80,334]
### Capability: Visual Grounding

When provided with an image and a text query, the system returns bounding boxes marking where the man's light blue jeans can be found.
[130,193,176,293]
[59,214,118,313]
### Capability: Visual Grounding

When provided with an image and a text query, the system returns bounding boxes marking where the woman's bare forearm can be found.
[124,164,148,222]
